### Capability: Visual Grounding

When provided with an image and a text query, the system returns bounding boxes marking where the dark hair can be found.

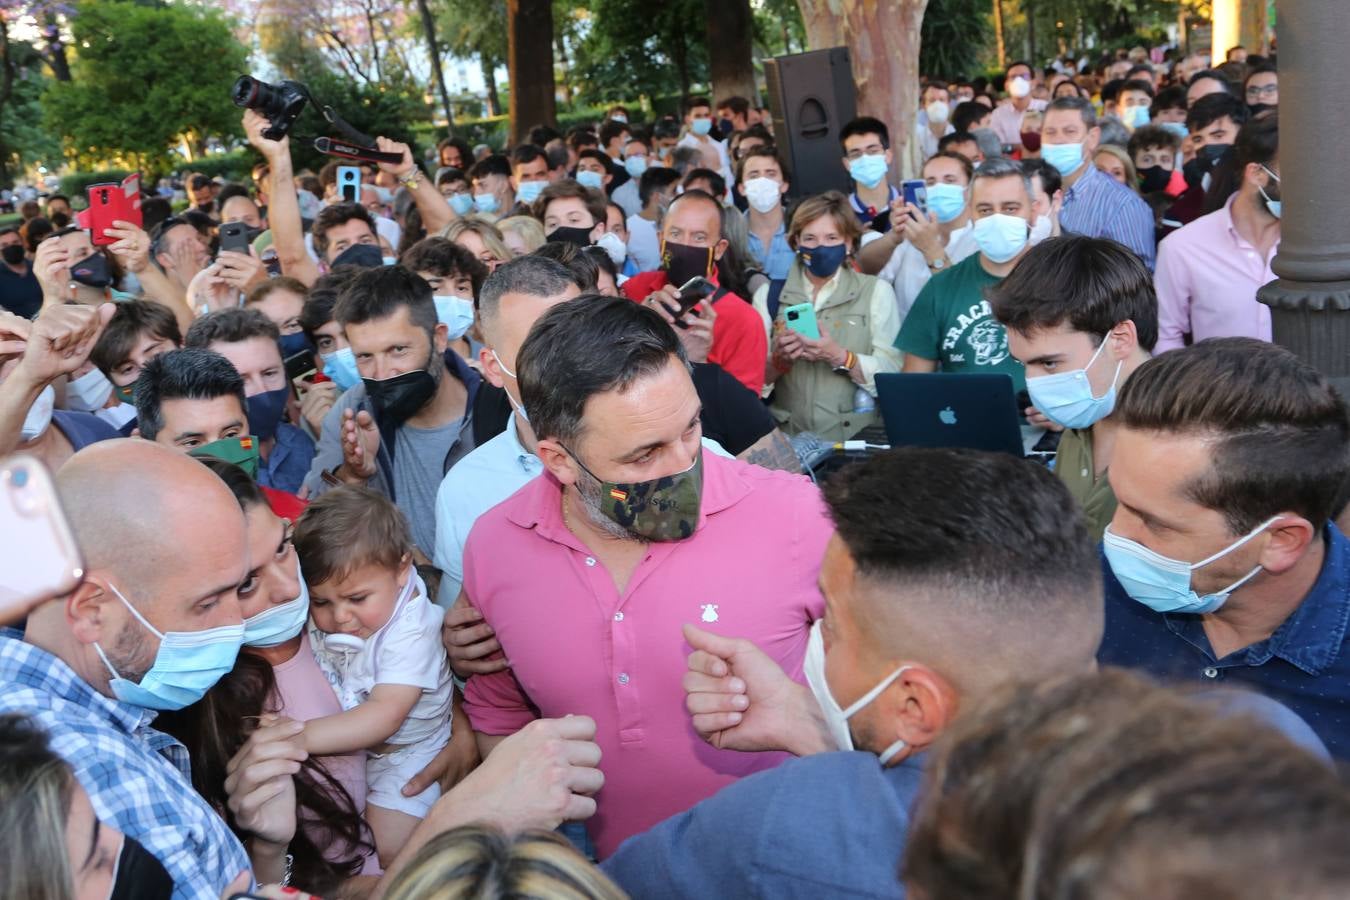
[527,124,561,147]
[195,457,267,509]
[334,264,438,347]
[1189,68,1237,95]
[1244,62,1278,93]
[639,167,681,207]
[134,348,247,441]
[683,95,712,115]
[543,139,570,172]
[1005,59,1033,77]
[1186,91,1249,132]
[938,131,978,156]
[532,180,607,227]
[1117,338,1350,534]
[184,306,281,349]
[990,235,1159,351]
[1046,95,1098,128]
[1100,78,1126,105]
[1120,77,1155,98]
[734,145,788,185]
[566,128,598,151]
[298,267,364,345]
[516,293,688,445]
[1020,157,1062,198]
[510,143,548,169]
[903,669,1350,900]
[598,120,630,148]
[311,202,376,259]
[437,136,473,165]
[467,154,512,183]
[823,446,1098,612]
[215,182,251,209]
[156,650,373,896]
[478,254,575,336]
[1126,63,1154,80]
[294,485,413,587]
[717,95,751,117]
[401,236,489,299]
[1151,84,1187,114]
[435,166,467,188]
[1234,111,1279,170]
[839,116,890,150]
[927,150,976,183]
[531,241,594,288]
[20,216,53,253]
[576,148,612,173]
[90,300,183,376]
[652,118,681,142]
[681,167,726,199]
[952,100,990,134]
[1128,124,1182,157]
[45,193,69,207]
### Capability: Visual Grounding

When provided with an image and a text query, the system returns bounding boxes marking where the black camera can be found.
[232,75,308,141]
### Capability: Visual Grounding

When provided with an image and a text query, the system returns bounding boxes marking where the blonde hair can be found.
[383,826,629,900]
[1093,144,1138,191]
[497,215,547,255]
[439,216,512,264]
[0,714,78,900]
[787,191,863,252]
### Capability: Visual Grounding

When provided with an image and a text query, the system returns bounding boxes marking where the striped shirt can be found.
[0,629,252,899]
[1059,163,1157,270]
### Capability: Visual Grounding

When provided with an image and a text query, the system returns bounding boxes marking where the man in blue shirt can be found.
[601,446,1106,897]
[1096,337,1350,758]
[738,146,795,280]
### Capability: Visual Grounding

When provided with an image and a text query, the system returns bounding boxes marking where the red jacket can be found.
[622,270,768,395]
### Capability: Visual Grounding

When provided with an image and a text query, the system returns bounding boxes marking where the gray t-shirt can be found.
[393,420,461,559]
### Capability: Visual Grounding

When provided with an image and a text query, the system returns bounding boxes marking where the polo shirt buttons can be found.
[1203,666,1219,679]
[585,556,596,566]
[614,611,624,621]
[618,673,630,685]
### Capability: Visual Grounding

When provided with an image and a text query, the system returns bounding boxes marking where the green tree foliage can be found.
[41,0,248,174]
[752,0,808,58]
[571,0,708,105]
[922,0,993,79]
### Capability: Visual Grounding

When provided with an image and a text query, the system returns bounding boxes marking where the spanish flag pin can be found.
[609,488,629,501]
[240,436,254,450]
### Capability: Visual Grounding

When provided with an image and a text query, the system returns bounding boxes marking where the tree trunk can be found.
[796,0,929,179]
[556,34,573,106]
[416,0,456,133]
[506,0,556,144]
[706,0,759,104]
[482,55,502,117]
[992,0,1006,68]
[41,14,71,82]
[1026,0,1036,63]
[670,28,692,100]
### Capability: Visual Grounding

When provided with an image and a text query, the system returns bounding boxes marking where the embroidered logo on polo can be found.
[701,603,719,623]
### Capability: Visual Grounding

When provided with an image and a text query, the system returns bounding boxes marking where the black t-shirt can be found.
[0,262,43,318]
[692,362,775,456]
[472,381,513,446]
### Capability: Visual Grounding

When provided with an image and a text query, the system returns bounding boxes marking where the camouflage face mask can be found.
[568,448,704,542]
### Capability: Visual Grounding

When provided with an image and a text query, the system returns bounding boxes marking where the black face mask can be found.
[363,351,440,425]
[331,242,384,270]
[661,240,714,287]
[1138,165,1172,194]
[109,835,174,900]
[546,225,594,248]
[1182,144,1232,188]
[70,251,112,288]
[1248,103,1274,117]
[1,244,25,265]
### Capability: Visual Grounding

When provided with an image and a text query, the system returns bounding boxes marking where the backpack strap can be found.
[766,278,787,322]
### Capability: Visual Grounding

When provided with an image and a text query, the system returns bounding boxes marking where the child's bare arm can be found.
[302,683,423,756]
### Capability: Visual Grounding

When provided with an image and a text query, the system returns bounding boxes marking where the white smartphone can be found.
[0,454,84,625]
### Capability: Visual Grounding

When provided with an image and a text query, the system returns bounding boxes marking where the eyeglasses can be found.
[844,145,887,161]
[1246,83,1278,99]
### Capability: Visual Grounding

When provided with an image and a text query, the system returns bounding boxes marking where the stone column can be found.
[1256,0,1350,391]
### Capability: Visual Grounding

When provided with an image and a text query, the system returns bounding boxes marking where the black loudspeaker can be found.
[764,47,858,198]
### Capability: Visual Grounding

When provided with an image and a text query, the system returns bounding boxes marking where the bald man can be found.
[0,439,259,896]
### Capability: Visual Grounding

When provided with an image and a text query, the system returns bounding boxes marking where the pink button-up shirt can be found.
[461,452,830,857]
[1154,196,1277,352]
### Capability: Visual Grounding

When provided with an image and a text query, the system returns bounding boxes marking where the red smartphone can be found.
[86,173,142,246]
[0,455,84,625]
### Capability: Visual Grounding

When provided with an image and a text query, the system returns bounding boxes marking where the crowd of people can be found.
[2,38,1348,900]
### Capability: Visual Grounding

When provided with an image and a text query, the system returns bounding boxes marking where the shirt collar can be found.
[1064,162,1103,200]
[1254,522,1350,675]
[507,417,542,472]
[0,628,159,735]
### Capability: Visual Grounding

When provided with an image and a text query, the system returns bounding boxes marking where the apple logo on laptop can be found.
[939,406,958,425]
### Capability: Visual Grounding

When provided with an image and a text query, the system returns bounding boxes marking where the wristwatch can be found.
[927,255,948,271]
[398,167,422,189]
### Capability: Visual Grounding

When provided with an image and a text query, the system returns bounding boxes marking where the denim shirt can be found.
[1098,521,1350,758]
[257,421,315,495]
[745,214,795,280]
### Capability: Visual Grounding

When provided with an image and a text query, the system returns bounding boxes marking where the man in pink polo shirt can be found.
[456,293,829,857]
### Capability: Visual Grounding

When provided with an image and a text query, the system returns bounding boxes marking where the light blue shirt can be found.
[745,214,795,280]
[433,420,735,606]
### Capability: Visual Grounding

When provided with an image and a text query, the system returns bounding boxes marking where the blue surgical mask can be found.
[382,255,398,266]
[803,621,911,763]
[691,118,713,136]
[243,558,310,648]
[434,294,476,341]
[925,182,967,223]
[1160,121,1189,140]
[473,193,499,215]
[320,346,361,391]
[624,156,649,178]
[449,193,474,216]
[1124,105,1151,128]
[1103,517,1282,615]
[972,213,1029,263]
[1259,165,1281,219]
[491,349,528,422]
[797,243,849,279]
[1025,337,1123,429]
[576,170,605,191]
[1041,141,1086,176]
[245,386,289,441]
[516,181,546,205]
[849,154,889,189]
[94,580,244,710]
[278,331,313,361]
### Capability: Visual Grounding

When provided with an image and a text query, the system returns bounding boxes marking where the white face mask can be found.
[595,230,627,266]
[66,368,114,412]
[1029,214,1054,244]
[1009,76,1032,99]
[925,100,951,125]
[802,620,911,763]
[743,176,783,214]
[22,384,55,442]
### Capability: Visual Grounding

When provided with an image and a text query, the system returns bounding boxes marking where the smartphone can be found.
[901,179,928,216]
[0,455,84,623]
[284,349,315,384]
[783,302,821,341]
[218,221,251,256]
[671,276,716,330]
[337,165,362,204]
[86,173,142,246]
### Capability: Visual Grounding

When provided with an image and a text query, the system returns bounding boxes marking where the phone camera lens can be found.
[11,467,28,488]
